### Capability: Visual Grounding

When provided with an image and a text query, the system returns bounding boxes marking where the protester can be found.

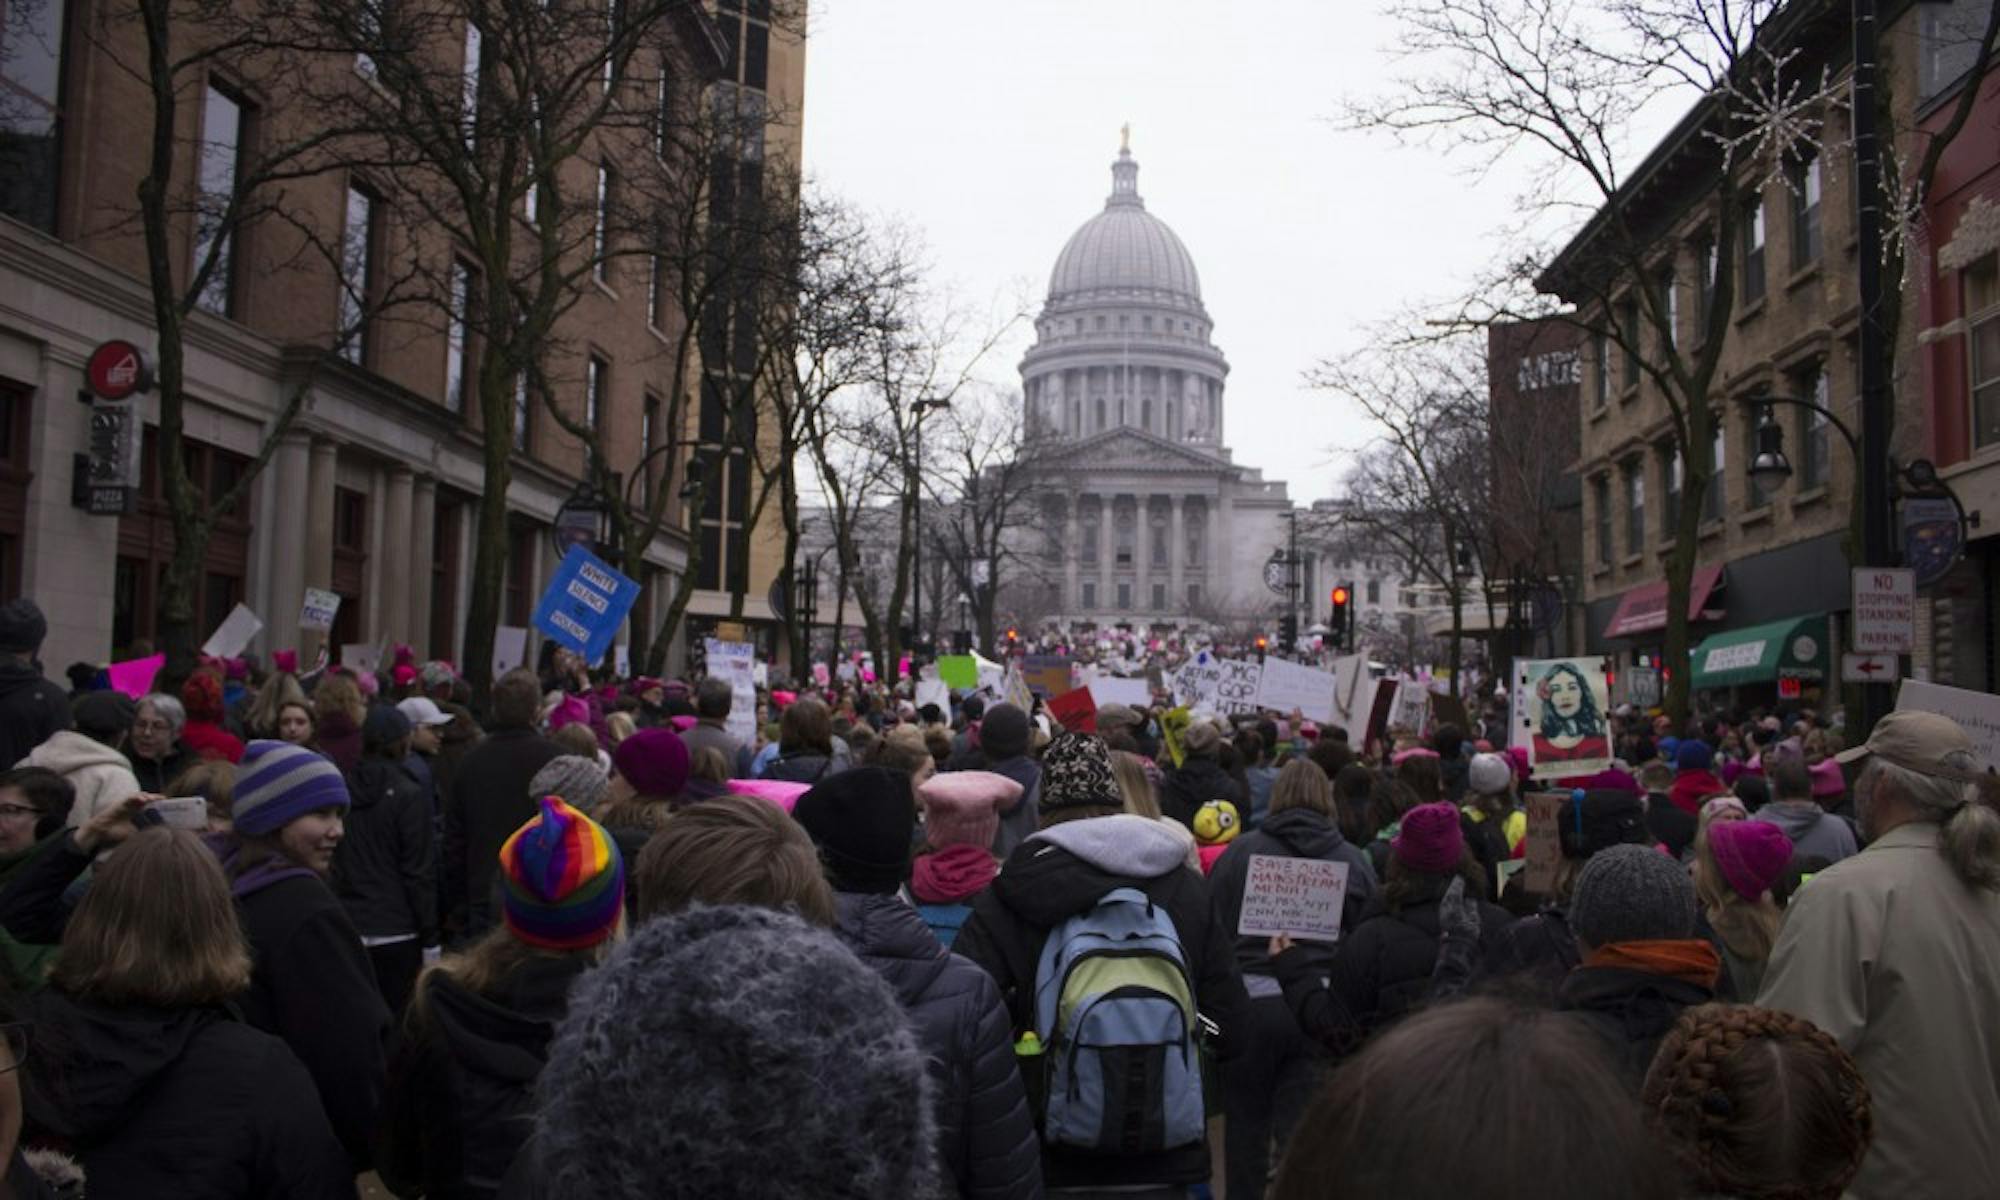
[1207,758,1376,1200]
[944,702,1042,855]
[910,770,1018,947]
[1756,711,2000,1199]
[1751,752,1857,864]
[1695,818,1792,1001]
[243,672,309,741]
[444,669,563,940]
[275,699,317,747]
[128,692,193,792]
[791,766,1041,1200]
[0,767,71,988]
[1642,1004,1873,1200]
[18,691,140,832]
[0,600,70,769]
[1484,788,1653,992]
[1668,739,1727,816]
[178,670,245,764]
[954,732,1247,1196]
[333,704,437,1016]
[395,695,456,814]
[1556,844,1718,1086]
[165,757,235,833]
[1159,719,1244,828]
[678,677,752,778]
[595,728,690,888]
[526,755,608,816]
[380,796,626,1200]
[312,673,366,774]
[23,827,354,1197]
[759,697,845,784]
[504,906,941,1199]
[1637,759,1695,858]
[1237,728,1277,827]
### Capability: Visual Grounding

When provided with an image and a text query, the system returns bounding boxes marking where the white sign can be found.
[1842,653,1899,684]
[1327,655,1372,745]
[492,625,530,677]
[704,638,759,747]
[1092,676,1152,708]
[343,642,383,676]
[1852,568,1916,655]
[1174,654,1260,715]
[1703,640,1769,674]
[1256,657,1338,723]
[915,679,951,712]
[614,643,630,678]
[1895,679,2000,773]
[299,588,341,632]
[1236,854,1350,944]
[1387,679,1431,735]
[200,603,263,659]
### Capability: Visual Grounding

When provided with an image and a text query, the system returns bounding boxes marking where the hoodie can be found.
[23,993,354,1198]
[1751,799,1858,865]
[378,954,591,1200]
[1158,755,1246,828]
[953,813,1250,1192]
[1207,807,1379,978]
[332,756,436,942]
[832,892,1040,1200]
[0,661,70,772]
[19,731,142,831]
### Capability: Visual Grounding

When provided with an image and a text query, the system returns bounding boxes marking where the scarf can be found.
[910,843,998,905]
[1584,938,1722,991]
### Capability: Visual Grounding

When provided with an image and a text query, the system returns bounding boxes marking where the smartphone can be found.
[149,796,209,831]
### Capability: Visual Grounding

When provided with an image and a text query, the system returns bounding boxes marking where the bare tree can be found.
[921,386,1053,655]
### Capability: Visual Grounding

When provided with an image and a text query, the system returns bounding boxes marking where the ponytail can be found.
[1940,780,2000,892]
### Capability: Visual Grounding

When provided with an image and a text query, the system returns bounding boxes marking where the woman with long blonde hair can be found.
[1692,819,1792,1000]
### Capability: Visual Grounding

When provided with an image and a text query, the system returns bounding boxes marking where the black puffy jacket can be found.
[832,891,1041,1200]
[23,993,353,1198]
[1556,962,1715,1089]
[0,662,69,774]
[1207,807,1378,978]
[1157,756,1246,828]
[334,756,437,944]
[1275,873,1513,1056]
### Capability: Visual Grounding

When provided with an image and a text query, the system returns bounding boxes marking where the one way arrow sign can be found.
[1842,653,1900,684]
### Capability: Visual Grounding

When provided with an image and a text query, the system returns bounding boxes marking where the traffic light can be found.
[1004,628,1020,654]
[1254,634,1269,662]
[1330,584,1352,649]
[1278,613,1298,654]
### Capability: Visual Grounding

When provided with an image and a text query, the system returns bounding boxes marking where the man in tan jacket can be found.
[1757,710,2000,1200]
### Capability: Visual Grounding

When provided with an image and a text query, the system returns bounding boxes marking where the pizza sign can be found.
[85,340,152,400]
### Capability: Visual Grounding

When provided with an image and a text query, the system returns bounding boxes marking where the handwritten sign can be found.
[1236,854,1350,944]
[1093,676,1152,708]
[1387,679,1431,736]
[299,588,341,632]
[200,603,262,659]
[704,638,759,747]
[1522,792,1565,894]
[1895,679,2000,773]
[492,625,530,677]
[1175,654,1261,715]
[1047,686,1098,733]
[937,655,979,690]
[1022,654,1074,698]
[1256,657,1337,722]
[532,546,639,663]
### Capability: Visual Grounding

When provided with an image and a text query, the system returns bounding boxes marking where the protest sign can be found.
[1047,686,1098,733]
[1432,693,1471,738]
[614,643,630,679]
[1001,663,1035,714]
[532,546,640,663]
[704,639,758,746]
[1523,792,1565,894]
[1363,678,1399,749]
[1387,679,1431,736]
[299,588,341,632]
[1895,679,2000,773]
[1160,706,1191,768]
[343,643,383,676]
[1327,655,1372,744]
[1518,657,1612,779]
[812,662,831,688]
[975,653,1006,696]
[937,655,979,690]
[492,625,530,677]
[1093,676,1152,708]
[915,679,950,713]
[106,654,164,699]
[1256,657,1338,722]
[1022,655,1073,698]
[1235,854,1350,944]
[1174,653,1260,715]
[201,603,263,659]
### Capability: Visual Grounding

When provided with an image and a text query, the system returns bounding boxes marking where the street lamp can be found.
[1748,403,1791,485]
[910,396,951,658]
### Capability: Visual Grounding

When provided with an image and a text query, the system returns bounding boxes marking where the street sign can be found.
[1841,653,1899,683]
[531,545,639,662]
[85,340,151,400]
[1850,568,1916,655]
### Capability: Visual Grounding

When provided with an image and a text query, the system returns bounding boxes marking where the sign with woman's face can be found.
[1514,657,1612,779]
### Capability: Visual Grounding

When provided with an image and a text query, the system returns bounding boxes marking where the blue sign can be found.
[531,546,639,663]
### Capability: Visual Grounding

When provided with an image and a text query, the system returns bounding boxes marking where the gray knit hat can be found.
[530,755,610,813]
[1568,843,1696,949]
[528,905,940,1199]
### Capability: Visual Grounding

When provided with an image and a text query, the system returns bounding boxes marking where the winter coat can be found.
[444,728,564,937]
[0,837,62,991]
[760,749,840,784]
[1750,799,1857,865]
[832,891,1041,1200]
[1644,791,1697,859]
[333,756,437,944]
[1157,756,1245,829]
[180,718,245,765]
[130,743,196,793]
[1208,807,1378,980]
[22,993,354,1198]
[378,952,592,1200]
[678,718,753,779]
[1556,959,1715,1089]
[1242,765,1278,828]
[1275,874,1513,1057]
[1481,904,1582,999]
[0,663,70,773]
[1666,768,1726,817]
[955,814,1250,1192]
[314,712,363,776]
[18,731,142,832]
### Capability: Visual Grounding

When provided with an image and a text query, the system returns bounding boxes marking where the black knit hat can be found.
[1039,732,1122,813]
[0,599,47,654]
[792,766,915,894]
[72,690,136,739]
[980,703,1030,759]
[1557,789,1652,859]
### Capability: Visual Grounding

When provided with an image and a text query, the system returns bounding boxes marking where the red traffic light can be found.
[1255,636,1268,649]
[1331,586,1350,606]
[1006,628,1018,641]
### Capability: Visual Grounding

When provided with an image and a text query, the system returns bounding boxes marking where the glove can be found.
[1439,875,1481,945]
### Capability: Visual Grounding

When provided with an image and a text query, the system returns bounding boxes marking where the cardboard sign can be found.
[937,655,979,690]
[1387,679,1431,737]
[1256,657,1338,723]
[1518,657,1613,779]
[492,625,530,677]
[200,603,263,659]
[1522,792,1565,894]
[299,588,341,632]
[1327,655,1372,744]
[1047,686,1098,733]
[704,638,759,747]
[1895,679,2000,773]
[1174,653,1260,715]
[532,546,640,663]
[1001,663,1035,714]
[915,679,951,713]
[343,643,383,676]
[1363,677,1399,749]
[1093,676,1152,708]
[106,653,165,699]
[1236,854,1350,944]
[1022,654,1074,698]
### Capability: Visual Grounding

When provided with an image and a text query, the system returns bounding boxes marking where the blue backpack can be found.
[1031,887,1205,1154]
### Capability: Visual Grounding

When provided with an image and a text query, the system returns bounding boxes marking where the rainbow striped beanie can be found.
[499,796,626,950]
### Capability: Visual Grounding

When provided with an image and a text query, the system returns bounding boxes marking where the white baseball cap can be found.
[396,696,454,727]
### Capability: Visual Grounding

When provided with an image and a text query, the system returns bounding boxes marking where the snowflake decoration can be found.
[1877,146,1929,285]
[1703,46,1842,196]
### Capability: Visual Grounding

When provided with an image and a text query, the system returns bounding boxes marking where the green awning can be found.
[1691,616,1831,690]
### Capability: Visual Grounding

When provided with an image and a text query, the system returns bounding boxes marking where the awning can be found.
[1604,564,1726,638]
[1690,615,1831,690]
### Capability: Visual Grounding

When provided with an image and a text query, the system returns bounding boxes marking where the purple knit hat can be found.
[1708,819,1794,902]
[1392,801,1464,873]
[234,740,351,837]
[612,727,690,798]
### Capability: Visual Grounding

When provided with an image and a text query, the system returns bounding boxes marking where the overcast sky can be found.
[798,1,1569,505]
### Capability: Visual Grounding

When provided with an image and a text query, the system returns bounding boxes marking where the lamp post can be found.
[909,396,950,662]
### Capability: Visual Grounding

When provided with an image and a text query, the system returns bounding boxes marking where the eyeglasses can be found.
[0,805,39,821]
[0,1024,29,1074]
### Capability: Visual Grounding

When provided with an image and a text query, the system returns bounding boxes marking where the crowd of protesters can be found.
[0,593,1992,1198]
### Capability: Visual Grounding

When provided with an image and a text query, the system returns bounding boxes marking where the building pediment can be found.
[1027,427,1234,475]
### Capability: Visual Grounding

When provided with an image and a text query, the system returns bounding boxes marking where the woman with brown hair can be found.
[242,672,308,742]
[311,674,366,774]
[23,828,353,1197]
[761,697,843,783]
[632,793,834,927]
[1641,1004,1872,1200]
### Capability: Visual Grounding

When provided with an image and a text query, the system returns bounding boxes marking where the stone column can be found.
[1169,494,1185,616]
[261,434,312,660]
[410,476,436,656]
[303,439,338,658]
[1063,493,1080,614]
[1204,499,1219,604]
[381,467,415,646]
[1217,491,1234,589]
[1135,495,1151,613]
[1098,495,1115,616]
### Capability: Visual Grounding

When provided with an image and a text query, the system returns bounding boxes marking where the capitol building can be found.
[1020,137,1294,633]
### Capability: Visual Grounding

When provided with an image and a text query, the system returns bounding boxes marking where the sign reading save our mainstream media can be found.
[1235,854,1349,944]
[532,546,639,662]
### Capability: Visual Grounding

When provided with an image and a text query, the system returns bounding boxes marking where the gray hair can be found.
[694,675,734,720]
[1860,757,2000,890]
[137,693,186,738]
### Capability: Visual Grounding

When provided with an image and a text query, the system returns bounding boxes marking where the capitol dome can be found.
[1047,146,1204,314]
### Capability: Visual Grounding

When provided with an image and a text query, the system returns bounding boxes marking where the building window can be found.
[193,84,244,316]
[1117,582,1131,609]
[338,183,377,363]
[1080,581,1096,609]
[648,253,665,330]
[640,393,661,504]
[1094,398,1105,432]
[1697,240,1717,327]
[1741,193,1767,303]
[1593,475,1613,565]
[586,355,607,433]
[1705,422,1726,522]
[1790,154,1822,267]
[1366,579,1380,604]
[1186,582,1200,609]
[1152,582,1165,610]
[461,20,482,148]
[603,0,622,91]
[593,162,613,281]
[1592,332,1610,409]
[512,373,531,453]
[1798,366,1832,488]
[1141,397,1152,432]
[654,65,672,156]
[1623,458,1645,555]
[1966,255,2000,448]
[1659,442,1682,539]
[0,0,67,233]
[446,259,475,414]
[1657,268,1677,350]
[1618,299,1639,390]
